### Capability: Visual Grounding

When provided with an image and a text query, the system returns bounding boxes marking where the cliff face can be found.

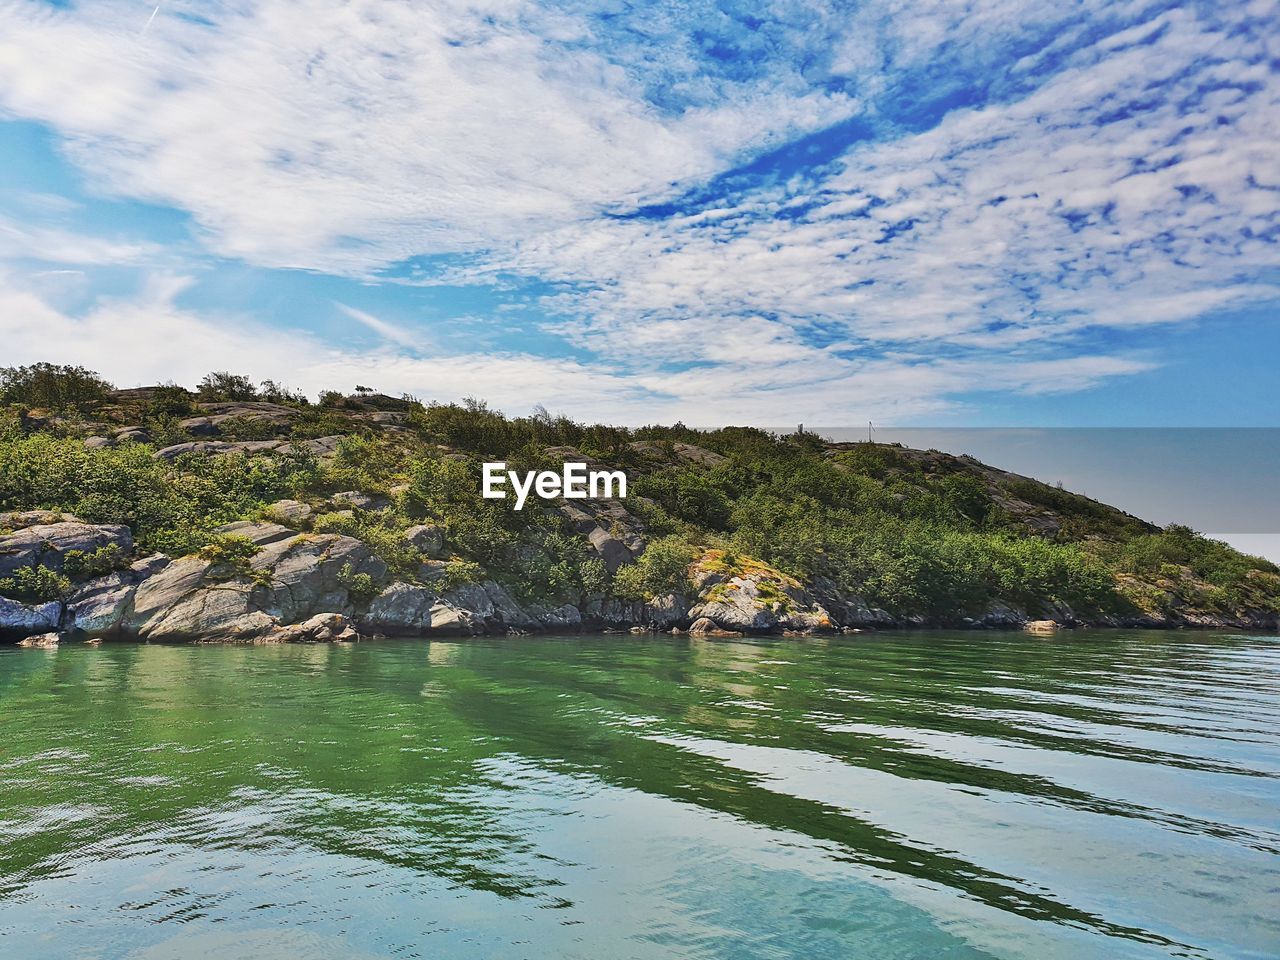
[1,385,1277,642]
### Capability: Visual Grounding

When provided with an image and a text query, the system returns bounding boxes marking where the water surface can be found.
[1,631,1277,959]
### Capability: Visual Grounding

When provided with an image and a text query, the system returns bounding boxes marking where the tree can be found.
[0,363,113,411]
[197,371,258,401]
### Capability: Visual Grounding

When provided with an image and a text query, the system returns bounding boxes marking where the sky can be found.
[0,0,1277,426]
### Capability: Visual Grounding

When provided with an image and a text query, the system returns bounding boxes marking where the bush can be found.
[62,544,123,579]
[0,434,322,555]
[438,559,483,592]
[338,562,379,602]
[198,534,262,581]
[612,536,697,601]
[0,363,113,411]
[198,371,258,402]
[0,565,72,602]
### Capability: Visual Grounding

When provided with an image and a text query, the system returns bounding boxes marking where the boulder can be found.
[559,499,646,572]
[688,616,744,638]
[126,557,273,641]
[402,524,444,559]
[16,631,61,648]
[689,577,783,632]
[363,579,537,635]
[806,577,896,628]
[977,601,1027,628]
[0,597,62,636]
[297,435,344,457]
[248,530,388,624]
[263,500,313,525]
[527,603,582,630]
[364,582,439,635]
[586,526,634,573]
[0,520,133,578]
[0,510,77,530]
[1024,619,1061,634]
[331,490,391,511]
[268,613,359,643]
[61,554,171,636]
[428,602,483,635]
[214,520,298,547]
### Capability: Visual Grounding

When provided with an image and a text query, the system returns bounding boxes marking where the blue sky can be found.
[0,0,1277,425]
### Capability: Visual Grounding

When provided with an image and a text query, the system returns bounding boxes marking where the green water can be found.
[1,632,1277,960]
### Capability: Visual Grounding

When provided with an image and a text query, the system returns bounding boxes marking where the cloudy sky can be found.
[0,0,1276,424]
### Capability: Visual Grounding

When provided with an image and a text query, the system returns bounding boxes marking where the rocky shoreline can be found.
[3,510,1274,646]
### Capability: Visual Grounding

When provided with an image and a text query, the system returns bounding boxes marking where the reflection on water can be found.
[1,631,1277,959]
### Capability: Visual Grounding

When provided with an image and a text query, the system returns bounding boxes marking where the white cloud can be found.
[0,0,1272,423]
[0,214,162,266]
[0,0,855,270]
[474,2,1279,374]
[0,267,1149,424]
[334,302,423,350]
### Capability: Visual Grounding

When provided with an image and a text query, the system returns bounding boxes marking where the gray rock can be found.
[528,603,582,629]
[214,520,298,547]
[402,524,444,559]
[364,582,437,635]
[64,572,135,635]
[689,616,743,638]
[60,553,171,636]
[644,593,690,629]
[264,499,313,524]
[331,490,391,511]
[117,524,386,641]
[295,435,344,457]
[429,602,483,634]
[978,601,1027,628]
[249,530,388,624]
[84,436,115,449]
[586,526,634,573]
[688,577,780,632]
[153,440,285,461]
[482,581,538,630]
[179,416,223,437]
[0,597,62,636]
[0,510,76,530]
[416,560,448,583]
[16,631,61,648]
[0,521,133,578]
[125,557,270,641]
[268,613,359,643]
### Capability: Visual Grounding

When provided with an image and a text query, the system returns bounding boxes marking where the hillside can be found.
[2,364,1277,642]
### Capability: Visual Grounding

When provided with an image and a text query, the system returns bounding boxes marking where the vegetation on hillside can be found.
[2,364,1277,623]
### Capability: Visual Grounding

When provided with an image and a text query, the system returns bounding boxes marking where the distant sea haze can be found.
[796,428,1280,563]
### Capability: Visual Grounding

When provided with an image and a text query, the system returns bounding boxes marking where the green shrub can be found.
[612,536,697,601]
[338,562,379,602]
[62,544,123,579]
[198,534,262,582]
[439,559,483,592]
[0,565,72,602]
[197,371,258,401]
[0,363,113,411]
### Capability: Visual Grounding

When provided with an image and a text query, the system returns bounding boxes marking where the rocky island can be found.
[2,363,1277,645]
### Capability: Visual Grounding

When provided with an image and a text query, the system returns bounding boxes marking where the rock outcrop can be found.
[16,631,61,648]
[0,519,133,578]
[686,565,836,635]
[0,597,62,636]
